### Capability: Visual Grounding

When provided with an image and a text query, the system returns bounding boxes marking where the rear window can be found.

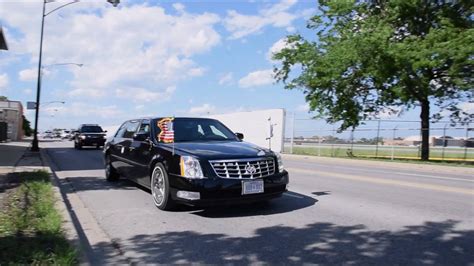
[81,125,103,133]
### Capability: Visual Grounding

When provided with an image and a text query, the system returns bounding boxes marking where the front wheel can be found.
[105,155,119,181]
[151,163,175,211]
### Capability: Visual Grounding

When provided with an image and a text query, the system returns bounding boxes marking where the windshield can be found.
[81,126,103,133]
[154,118,237,142]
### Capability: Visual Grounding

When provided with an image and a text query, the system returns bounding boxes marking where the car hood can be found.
[169,141,274,160]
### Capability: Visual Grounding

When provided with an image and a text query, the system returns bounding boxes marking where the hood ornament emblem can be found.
[245,163,257,175]
[257,150,265,156]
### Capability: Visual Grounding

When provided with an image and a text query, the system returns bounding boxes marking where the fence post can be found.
[464,122,470,161]
[290,112,295,154]
[318,127,322,157]
[418,126,422,159]
[441,124,447,161]
[375,119,381,158]
[331,126,335,157]
[391,126,397,161]
[350,128,355,156]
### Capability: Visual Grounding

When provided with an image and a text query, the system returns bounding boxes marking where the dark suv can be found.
[104,117,289,211]
[74,124,107,149]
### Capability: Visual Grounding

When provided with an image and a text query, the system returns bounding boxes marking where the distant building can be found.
[0,26,8,50]
[0,100,24,141]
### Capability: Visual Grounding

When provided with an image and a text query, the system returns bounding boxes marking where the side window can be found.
[138,122,150,134]
[122,121,140,139]
[115,122,128,138]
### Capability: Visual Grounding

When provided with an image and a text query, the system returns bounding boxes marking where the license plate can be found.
[242,180,264,195]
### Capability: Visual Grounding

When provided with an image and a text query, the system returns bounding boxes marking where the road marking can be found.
[287,167,474,196]
[286,161,474,183]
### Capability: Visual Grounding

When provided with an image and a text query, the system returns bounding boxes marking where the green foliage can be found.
[274,0,473,160]
[0,171,77,265]
[0,95,7,101]
[22,115,33,137]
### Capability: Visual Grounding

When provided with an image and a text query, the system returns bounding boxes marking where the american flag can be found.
[157,117,174,143]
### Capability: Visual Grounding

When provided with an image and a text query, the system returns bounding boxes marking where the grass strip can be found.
[0,170,77,265]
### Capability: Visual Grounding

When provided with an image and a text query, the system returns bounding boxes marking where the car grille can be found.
[209,158,275,179]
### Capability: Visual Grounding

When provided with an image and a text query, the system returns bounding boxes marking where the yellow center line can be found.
[287,167,474,196]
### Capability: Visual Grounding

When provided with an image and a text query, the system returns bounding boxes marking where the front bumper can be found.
[168,170,289,206]
[78,138,106,146]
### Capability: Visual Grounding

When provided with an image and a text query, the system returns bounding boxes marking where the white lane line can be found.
[286,162,474,183]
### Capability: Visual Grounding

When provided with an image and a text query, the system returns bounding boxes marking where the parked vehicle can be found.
[74,124,107,149]
[104,117,289,211]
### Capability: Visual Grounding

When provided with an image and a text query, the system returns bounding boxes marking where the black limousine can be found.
[104,117,289,210]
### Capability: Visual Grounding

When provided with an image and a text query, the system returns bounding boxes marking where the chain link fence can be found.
[284,112,474,162]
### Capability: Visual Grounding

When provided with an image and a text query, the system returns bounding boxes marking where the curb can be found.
[40,149,131,265]
[40,149,89,265]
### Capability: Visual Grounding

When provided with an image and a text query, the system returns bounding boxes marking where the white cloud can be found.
[459,102,474,114]
[0,74,8,89]
[238,69,274,88]
[296,103,309,112]
[23,88,33,95]
[115,86,176,102]
[218,72,233,85]
[189,103,216,115]
[224,0,299,39]
[173,3,185,12]
[52,102,123,119]
[286,26,296,33]
[188,67,206,77]
[19,67,52,82]
[266,37,292,61]
[1,3,221,100]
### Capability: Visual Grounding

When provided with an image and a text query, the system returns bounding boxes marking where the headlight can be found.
[80,135,86,140]
[180,156,204,179]
[276,153,284,172]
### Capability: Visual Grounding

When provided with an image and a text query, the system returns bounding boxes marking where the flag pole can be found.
[172,116,175,156]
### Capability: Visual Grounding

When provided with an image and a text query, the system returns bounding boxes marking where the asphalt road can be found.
[44,141,474,265]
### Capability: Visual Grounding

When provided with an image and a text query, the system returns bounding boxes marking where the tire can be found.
[105,155,119,181]
[151,163,176,211]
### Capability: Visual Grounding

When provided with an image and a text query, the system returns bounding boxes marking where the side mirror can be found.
[103,130,108,133]
[236,132,244,140]
[133,131,149,141]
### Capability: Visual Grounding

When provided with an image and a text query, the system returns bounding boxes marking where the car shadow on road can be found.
[313,191,331,196]
[92,219,474,265]
[188,191,317,218]
[58,176,137,193]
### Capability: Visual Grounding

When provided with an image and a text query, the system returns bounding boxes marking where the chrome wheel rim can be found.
[152,167,165,206]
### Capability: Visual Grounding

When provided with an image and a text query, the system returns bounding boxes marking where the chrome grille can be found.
[209,158,275,179]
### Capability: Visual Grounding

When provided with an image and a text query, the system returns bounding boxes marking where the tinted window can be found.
[138,122,150,133]
[122,121,140,139]
[81,125,103,133]
[154,118,237,142]
[115,123,128,138]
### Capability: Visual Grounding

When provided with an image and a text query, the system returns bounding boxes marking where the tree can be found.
[22,115,33,137]
[0,96,7,101]
[274,0,473,160]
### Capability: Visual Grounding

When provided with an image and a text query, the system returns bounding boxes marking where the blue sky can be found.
[0,0,471,139]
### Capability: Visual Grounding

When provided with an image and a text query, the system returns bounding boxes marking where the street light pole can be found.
[30,0,118,152]
[31,0,46,152]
